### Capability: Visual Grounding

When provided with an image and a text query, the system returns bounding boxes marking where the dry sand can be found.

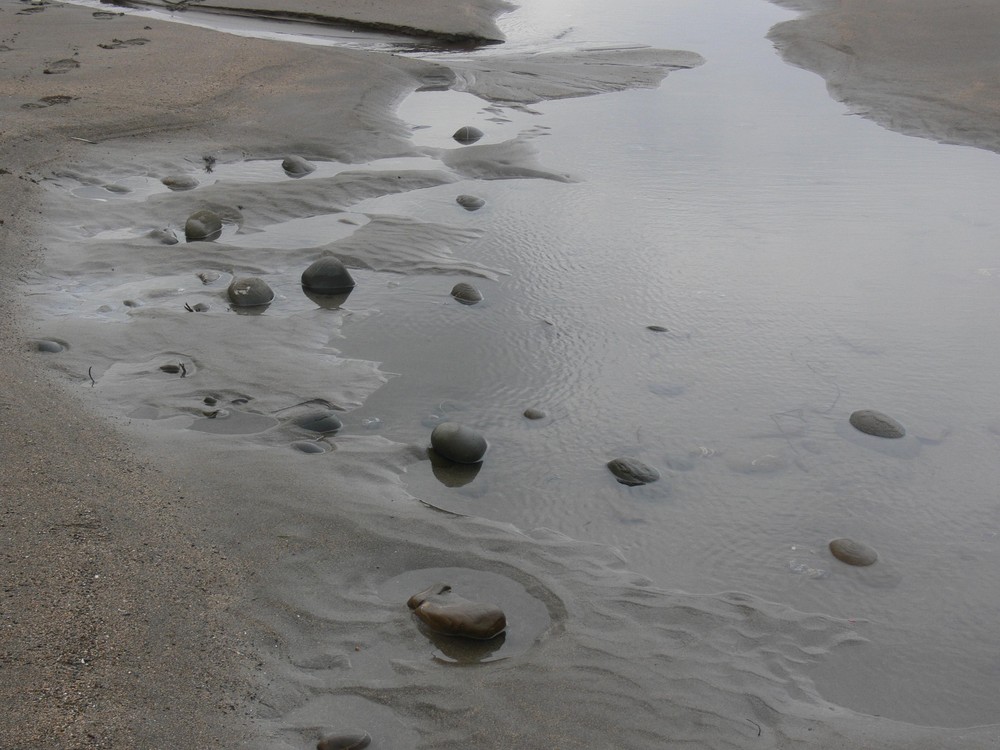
[769,0,1000,154]
[3,0,1000,746]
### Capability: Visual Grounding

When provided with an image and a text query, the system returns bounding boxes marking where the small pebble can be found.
[316,732,371,750]
[453,126,484,145]
[451,282,483,304]
[431,422,487,464]
[829,538,878,566]
[849,409,906,439]
[523,407,546,420]
[607,457,660,486]
[456,194,485,211]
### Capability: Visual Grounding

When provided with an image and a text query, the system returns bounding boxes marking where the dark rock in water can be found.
[456,194,485,211]
[294,410,343,434]
[282,155,317,177]
[523,407,546,420]
[185,209,223,242]
[430,422,487,464]
[162,175,199,191]
[607,457,660,486]
[407,583,506,640]
[829,538,878,567]
[301,256,355,293]
[31,339,64,353]
[450,282,483,304]
[453,126,484,145]
[849,409,905,439]
[292,440,327,454]
[147,228,178,245]
[316,732,371,750]
[227,277,274,308]
[647,325,669,332]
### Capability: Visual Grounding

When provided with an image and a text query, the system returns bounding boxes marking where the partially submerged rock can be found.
[456,194,485,211]
[227,276,274,307]
[607,457,660,486]
[161,174,198,191]
[450,282,483,304]
[282,155,317,177]
[147,228,178,245]
[431,422,487,464]
[294,410,343,434]
[829,538,879,567]
[301,256,356,294]
[849,409,906,438]
[453,126,484,145]
[184,209,223,241]
[407,583,506,640]
[523,407,546,420]
[317,733,371,750]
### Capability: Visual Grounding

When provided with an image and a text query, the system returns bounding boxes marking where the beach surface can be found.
[3,0,1000,748]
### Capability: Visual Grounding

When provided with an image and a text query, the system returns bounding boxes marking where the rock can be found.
[453,126,484,145]
[849,409,905,438]
[430,422,487,464]
[317,732,371,750]
[104,183,130,194]
[523,407,546,420]
[294,410,343,434]
[162,175,199,191]
[647,325,669,332]
[829,538,878,567]
[607,457,660,486]
[450,282,483,304]
[456,194,485,211]
[301,256,355,293]
[197,271,221,285]
[292,441,327,454]
[31,339,64,353]
[184,209,223,242]
[282,155,316,177]
[226,277,274,307]
[147,228,178,245]
[407,583,506,640]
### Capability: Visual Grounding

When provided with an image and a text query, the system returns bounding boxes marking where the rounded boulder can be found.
[431,422,487,464]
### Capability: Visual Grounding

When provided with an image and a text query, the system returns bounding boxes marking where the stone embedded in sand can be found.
[456,194,486,211]
[147,228,178,245]
[407,583,506,640]
[316,732,371,750]
[849,409,906,439]
[450,282,483,304]
[227,277,274,307]
[301,256,356,294]
[184,209,223,241]
[523,407,546,420]
[453,126,484,145]
[197,271,221,285]
[31,339,64,353]
[430,422,487,464]
[607,457,660,486]
[829,538,878,567]
[292,441,327,454]
[294,410,343,434]
[647,325,669,332]
[282,155,317,177]
[161,175,199,191]
[104,183,131,194]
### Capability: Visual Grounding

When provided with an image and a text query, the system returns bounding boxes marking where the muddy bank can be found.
[768,0,1000,154]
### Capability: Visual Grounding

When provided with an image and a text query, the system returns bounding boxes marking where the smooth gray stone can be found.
[302,256,355,293]
[407,583,506,640]
[294,410,343,434]
[607,457,660,486]
[647,325,669,332]
[431,422,487,464]
[282,155,316,177]
[849,409,905,438]
[31,339,64,353]
[184,209,222,241]
[317,732,371,750]
[453,126,484,144]
[161,175,199,191]
[829,538,878,566]
[523,407,546,420]
[456,194,485,211]
[450,282,483,304]
[227,277,274,307]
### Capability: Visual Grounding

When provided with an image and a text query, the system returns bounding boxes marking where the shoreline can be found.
[4,0,1000,747]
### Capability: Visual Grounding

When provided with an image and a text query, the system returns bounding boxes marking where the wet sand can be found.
[4,0,1000,747]
[769,0,1000,153]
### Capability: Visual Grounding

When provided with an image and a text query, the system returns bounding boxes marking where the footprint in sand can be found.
[98,38,151,50]
[21,94,77,109]
[43,58,79,75]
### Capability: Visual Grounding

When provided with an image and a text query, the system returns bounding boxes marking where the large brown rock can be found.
[407,583,506,640]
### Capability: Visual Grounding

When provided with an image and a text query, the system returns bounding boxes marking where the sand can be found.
[4,0,1000,747]
[769,0,1000,154]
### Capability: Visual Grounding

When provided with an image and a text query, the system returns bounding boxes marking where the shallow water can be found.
[27,0,1000,742]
